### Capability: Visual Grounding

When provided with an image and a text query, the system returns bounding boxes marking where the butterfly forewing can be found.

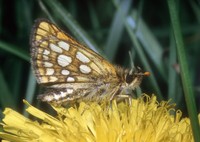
[31,19,118,85]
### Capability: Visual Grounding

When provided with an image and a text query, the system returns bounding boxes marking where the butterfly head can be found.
[125,67,150,88]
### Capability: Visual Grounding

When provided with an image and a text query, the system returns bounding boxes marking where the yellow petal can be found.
[0,95,196,142]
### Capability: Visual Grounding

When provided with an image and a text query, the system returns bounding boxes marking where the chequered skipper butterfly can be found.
[30,19,150,106]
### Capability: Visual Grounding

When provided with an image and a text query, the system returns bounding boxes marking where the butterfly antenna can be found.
[129,51,150,77]
[128,51,135,74]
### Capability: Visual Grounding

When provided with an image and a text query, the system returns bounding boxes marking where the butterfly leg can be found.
[115,94,132,106]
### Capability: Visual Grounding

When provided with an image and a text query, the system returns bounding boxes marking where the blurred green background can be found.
[0,0,200,126]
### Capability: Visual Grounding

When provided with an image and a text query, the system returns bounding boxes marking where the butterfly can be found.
[30,19,150,106]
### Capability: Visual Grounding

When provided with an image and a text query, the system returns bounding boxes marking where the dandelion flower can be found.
[0,95,195,142]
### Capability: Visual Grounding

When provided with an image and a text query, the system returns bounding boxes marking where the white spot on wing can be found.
[76,51,90,63]
[54,94,60,100]
[60,92,67,97]
[46,68,54,75]
[43,49,50,55]
[44,62,53,67]
[58,41,70,51]
[57,55,72,67]
[43,95,54,102]
[50,43,63,53]
[79,64,91,74]
[66,88,73,94]
[61,69,70,75]
[67,77,75,82]
[42,90,74,102]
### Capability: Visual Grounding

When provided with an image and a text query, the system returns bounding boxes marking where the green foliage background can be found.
[0,0,200,140]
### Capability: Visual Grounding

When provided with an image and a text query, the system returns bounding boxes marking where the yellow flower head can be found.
[0,95,195,142]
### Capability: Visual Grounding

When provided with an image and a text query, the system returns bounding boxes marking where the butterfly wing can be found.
[30,19,123,105]
[31,19,119,86]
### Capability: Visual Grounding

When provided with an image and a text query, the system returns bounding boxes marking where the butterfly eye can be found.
[125,73,134,84]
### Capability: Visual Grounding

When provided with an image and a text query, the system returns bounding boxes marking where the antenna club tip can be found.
[144,72,150,76]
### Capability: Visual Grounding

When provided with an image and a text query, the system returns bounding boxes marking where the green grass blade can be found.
[0,69,16,108]
[104,0,132,61]
[168,32,178,101]
[167,0,200,141]
[0,41,29,61]
[189,0,200,22]
[40,0,102,55]
[129,11,166,80]
[23,68,37,115]
[88,1,100,31]
[24,68,37,105]
[125,19,163,100]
